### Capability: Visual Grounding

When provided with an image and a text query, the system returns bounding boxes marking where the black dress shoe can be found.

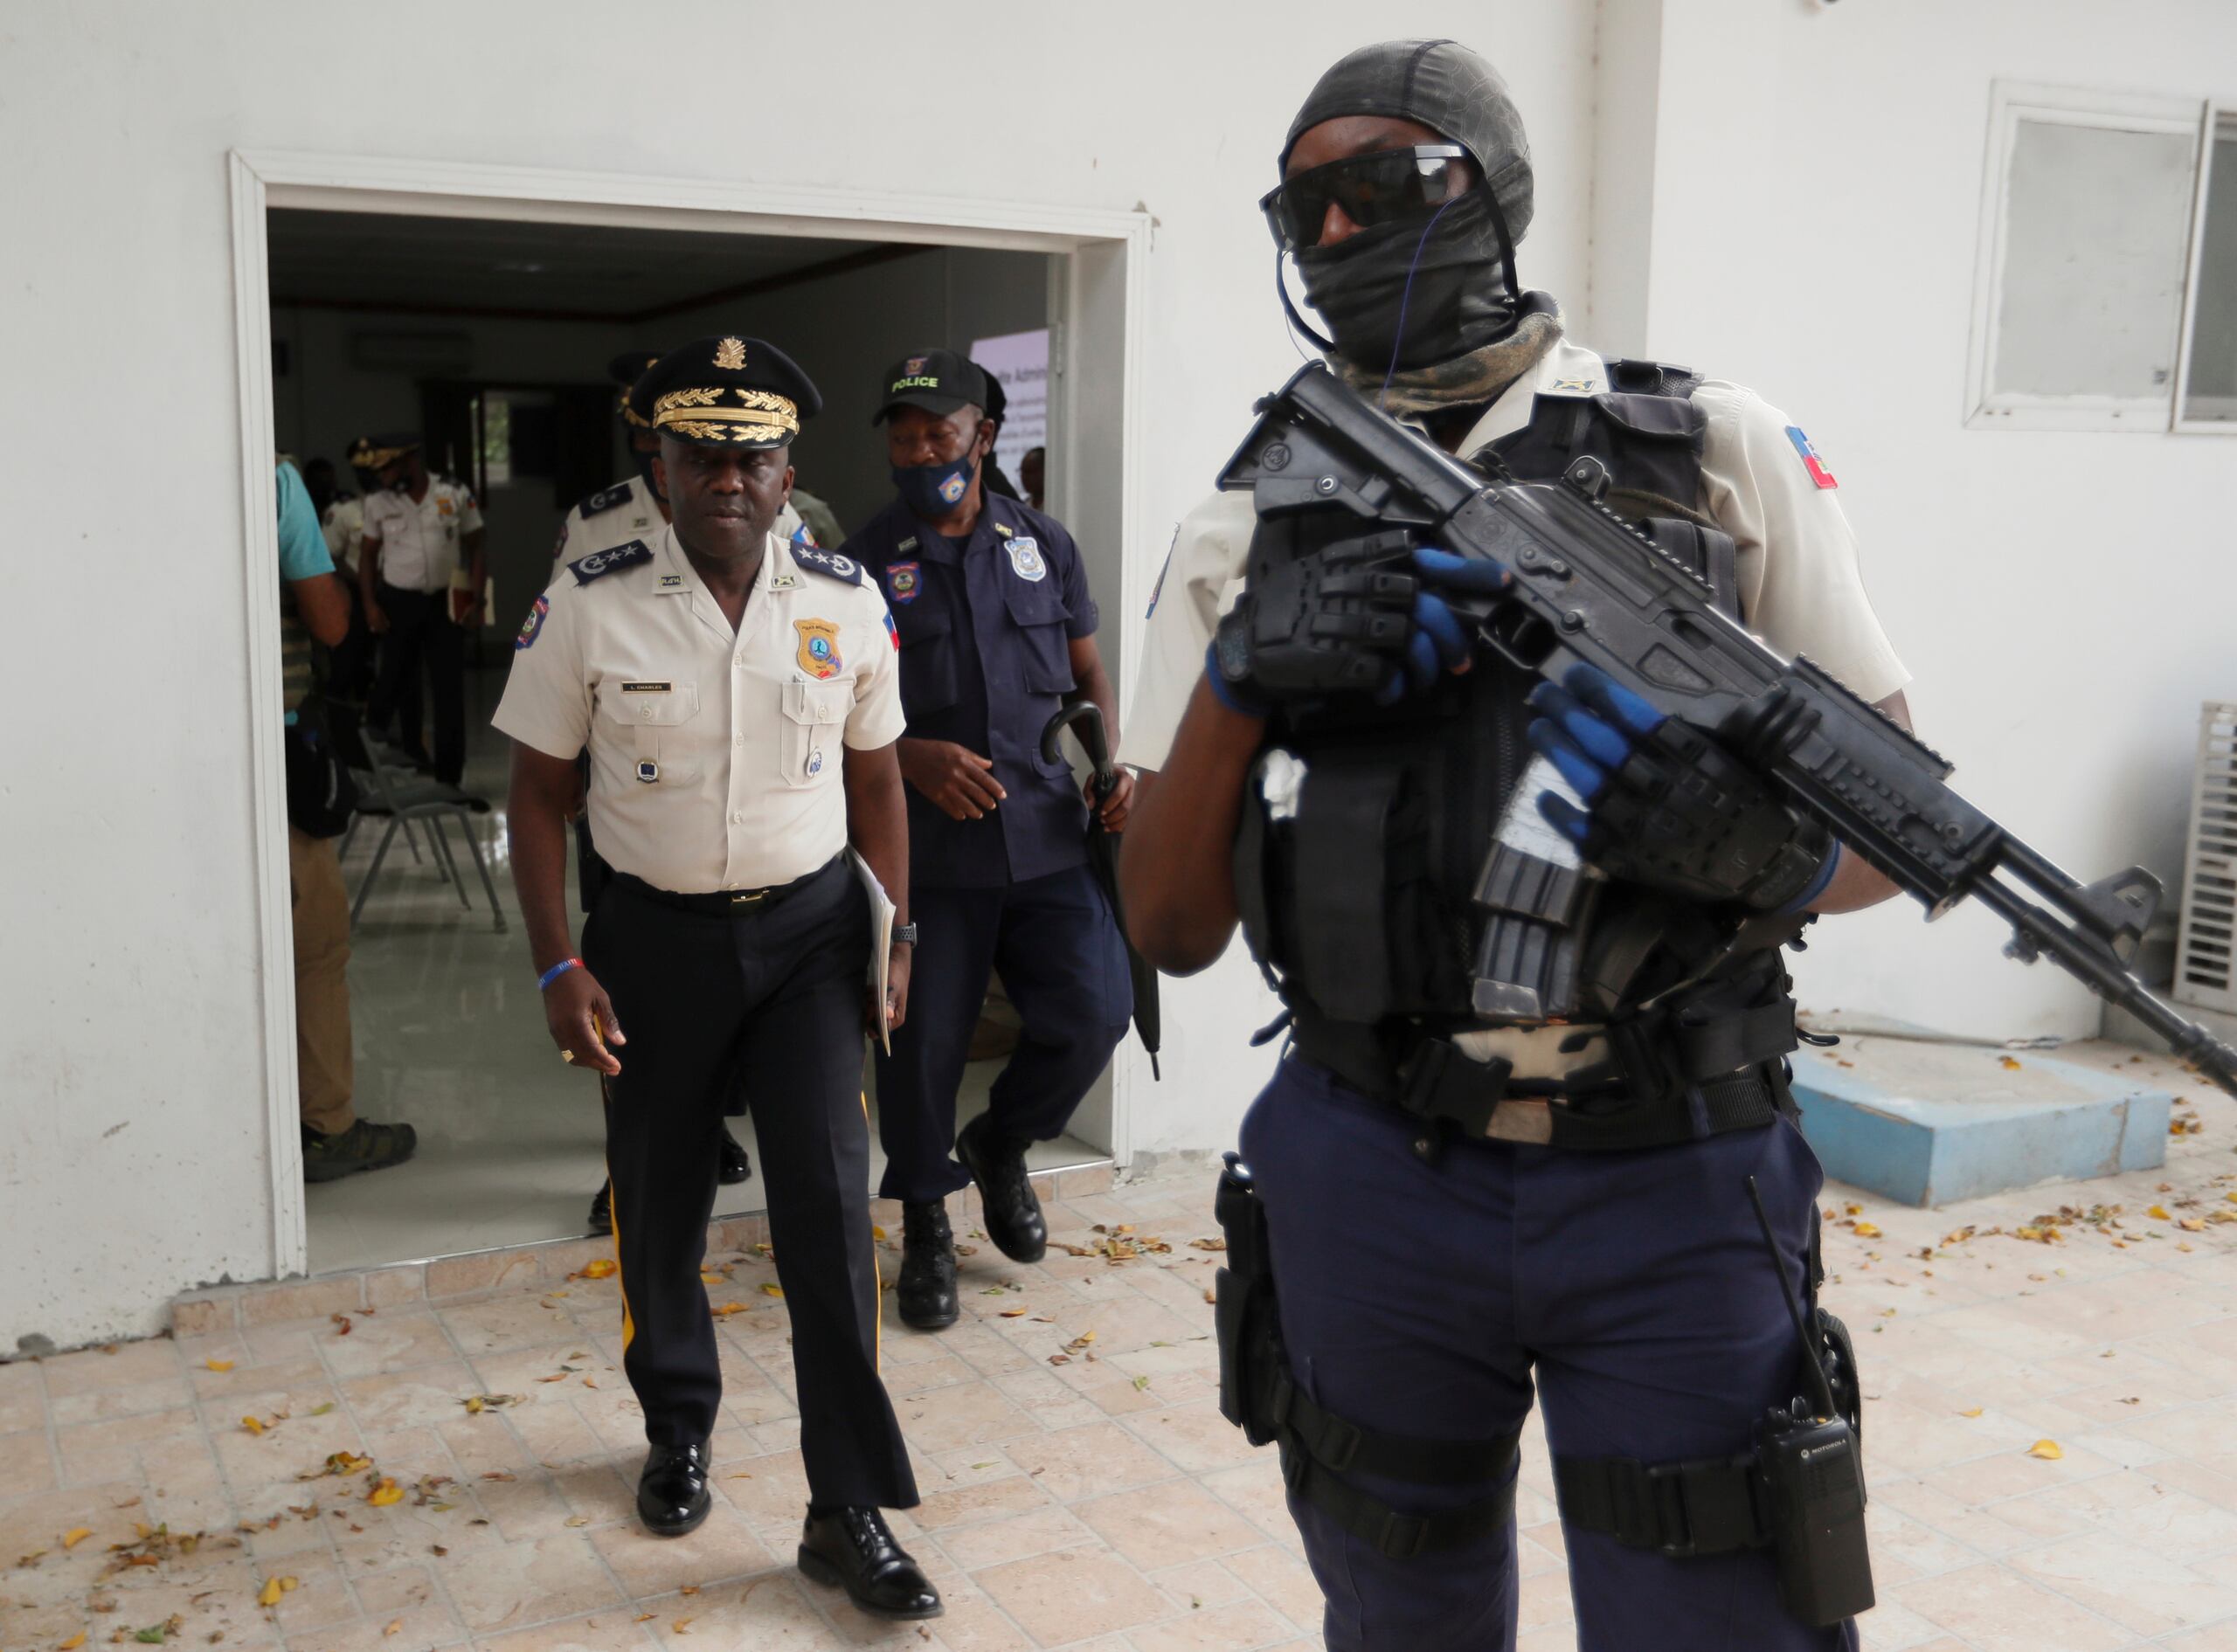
[718,1128,752,1186]
[636,1441,711,1538]
[897,1201,959,1331]
[798,1507,942,1620]
[956,1115,1046,1264]
[587,1181,613,1237]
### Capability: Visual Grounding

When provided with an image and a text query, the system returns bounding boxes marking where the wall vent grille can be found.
[2176,702,2237,1015]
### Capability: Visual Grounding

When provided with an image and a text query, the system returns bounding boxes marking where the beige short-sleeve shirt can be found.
[494,526,904,894]
[1118,340,1908,771]
[361,477,483,593]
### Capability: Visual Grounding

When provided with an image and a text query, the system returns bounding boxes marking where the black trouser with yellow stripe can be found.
[584,859,917,1510]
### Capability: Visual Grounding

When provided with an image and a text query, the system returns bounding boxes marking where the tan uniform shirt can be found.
[494,526,904,894]
[1118,338,1909,771]
[553,473,808,562]
[362,477,483,593]
[322,495,364,575]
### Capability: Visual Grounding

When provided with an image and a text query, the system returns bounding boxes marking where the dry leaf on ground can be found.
[2028,1440,2064,1461]
[203,1359,234,1372]
[571,1259,618,1281]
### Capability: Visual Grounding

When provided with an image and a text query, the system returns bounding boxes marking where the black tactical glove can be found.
[1527,664,1839,913]
[1209,532,1512,712]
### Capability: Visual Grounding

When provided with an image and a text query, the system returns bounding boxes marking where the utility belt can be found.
[1286,963,1803,1152]
[1212,1152,1876,1626]
[611,854,842,918]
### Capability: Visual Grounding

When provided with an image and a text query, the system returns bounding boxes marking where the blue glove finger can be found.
[1527,681,1634,772]
[1411,546,1513,593]
[1412,591,1472,671]
[1404,626,1440,692]
[1525,715,1610,803]
[1560,662,1665,738]
[1536,790,1595,847]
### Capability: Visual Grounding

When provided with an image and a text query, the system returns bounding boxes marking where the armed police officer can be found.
[498,335,941,1621]
[1120,39,1909,1652]
[840,349,1132,1331]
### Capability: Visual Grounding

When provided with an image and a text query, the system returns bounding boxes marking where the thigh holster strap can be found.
[1553,1451,1769,1558]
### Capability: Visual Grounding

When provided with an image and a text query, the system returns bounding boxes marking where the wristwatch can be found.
[891,923,919,947]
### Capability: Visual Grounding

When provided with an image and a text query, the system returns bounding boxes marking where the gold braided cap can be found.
[347,439,417,471]
[617,390,651,429]
[652,385,800,444]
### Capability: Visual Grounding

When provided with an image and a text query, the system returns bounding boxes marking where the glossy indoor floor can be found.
[313,667,1107,1276]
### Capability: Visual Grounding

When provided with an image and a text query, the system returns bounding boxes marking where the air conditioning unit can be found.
[2174,702,2237,1014]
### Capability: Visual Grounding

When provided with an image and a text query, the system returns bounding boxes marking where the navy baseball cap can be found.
[873,349,987,423]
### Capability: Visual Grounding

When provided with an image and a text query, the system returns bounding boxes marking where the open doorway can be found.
[246,174,1147,1279]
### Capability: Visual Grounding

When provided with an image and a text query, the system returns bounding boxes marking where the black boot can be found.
[897,1200,959,1331]
[956,1114,1046,1264]
[798,1506,942,1620]
[718,1128,751,1186]
[636,1441,711,1538]
[587,1180,613,1237]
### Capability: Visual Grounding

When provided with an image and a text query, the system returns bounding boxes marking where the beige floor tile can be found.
[642,1571,846,1649]
[433,1528,625,1634]
[2007,1531,2237,1635]
[39,1338,184,1400]
[587,1502,778,1600]
[936,1503,1103,1572]
[473,1603,661,1651]
[1146,1557,1258,1614]
[973,1547,1171,1643]
[1218,1544,1321,1630]
[999,1421,1177,1504]
[894,1378,1042,1453]
[1126,1599,1297,1652]
[0,1427,59,1500]
[910,1473,1055,1535]
[1119,1406,1267,1478]
[321,1310,464,1379]
[1074,1481,1269,1572]
[1894,1561,2130,1652]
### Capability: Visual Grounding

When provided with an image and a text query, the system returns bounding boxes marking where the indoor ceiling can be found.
[267,210,923,322]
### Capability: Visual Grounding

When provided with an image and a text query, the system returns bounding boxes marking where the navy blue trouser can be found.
[875,862,1130,1204]
[1239,1055,1858,1652]
[585,863,916,1510]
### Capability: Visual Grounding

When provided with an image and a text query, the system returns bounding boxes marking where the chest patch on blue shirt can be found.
[1004,535,1048,583]
[792,543,862,585]
[578,483,632,518]
[885,561,922,604]
[569,540,652,584]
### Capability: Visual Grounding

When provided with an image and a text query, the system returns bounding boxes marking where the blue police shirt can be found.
[842,494,1098,889]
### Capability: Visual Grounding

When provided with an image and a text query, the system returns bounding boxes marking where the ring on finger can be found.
[560,1049,577,1064]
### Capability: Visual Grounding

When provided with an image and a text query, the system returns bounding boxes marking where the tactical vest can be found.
[1234,360,1807,1148]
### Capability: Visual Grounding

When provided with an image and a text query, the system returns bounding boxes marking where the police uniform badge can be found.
[1004,536,1048,583]
[886,562,921,605]
[794,619,843,680]
[515,594,549,651]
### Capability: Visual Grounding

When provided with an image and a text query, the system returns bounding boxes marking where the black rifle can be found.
[1217,363,2237,1097]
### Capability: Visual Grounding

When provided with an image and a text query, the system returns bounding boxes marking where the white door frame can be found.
[229,149,1153,1280]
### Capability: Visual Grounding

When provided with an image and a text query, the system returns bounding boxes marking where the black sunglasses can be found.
[1260,143,1472,251]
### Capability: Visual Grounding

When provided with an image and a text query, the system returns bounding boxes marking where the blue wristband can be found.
[1776,843,1842,915]
[538,957,584,991]
[1203,640,1270,719]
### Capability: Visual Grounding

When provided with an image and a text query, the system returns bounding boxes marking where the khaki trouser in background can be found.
[287,826,356,1135]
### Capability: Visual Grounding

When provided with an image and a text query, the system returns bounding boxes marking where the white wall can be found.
[1621,0,2237,1041]
[0,0,1599,1349]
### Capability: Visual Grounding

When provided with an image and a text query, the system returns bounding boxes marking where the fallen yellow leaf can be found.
[2182,1218,2206,1232]
[871,1226,887,1241]
[1845,1202,1862,1216]
[1961,1407,1983,1418]
[2150,1206,2173,1220]
[204,1359,235,1372]
[2028,1440,2064,1461]
[366,1479,404,1507]
[61,1527,91,1549]
[384,1622,402,1637]
[572,1259,618,1281]
[257,1576,284,1607]
[61,1635,87,1650]
[1852,1222,1881,1239]
[240,1416,266,1436]
[699,1270,725,1286]
[673,1620,693,1634]
[1000,1309,1028,1317]
[564,1516,590,1528]
[760,1283,784,1297]
[1999,1056,2022,1070]
[711,1302,748,1317]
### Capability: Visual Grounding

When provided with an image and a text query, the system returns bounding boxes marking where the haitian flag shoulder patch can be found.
[1784,425,1838,490]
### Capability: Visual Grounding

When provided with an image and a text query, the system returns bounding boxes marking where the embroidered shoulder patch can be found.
[578,483,632,518]
[1785,425,1838,490]
[568,540,654,584]
[791,543,862,586]
[515,594,549,651]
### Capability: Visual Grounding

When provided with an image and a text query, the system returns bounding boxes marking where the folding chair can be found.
[327,698,507,934]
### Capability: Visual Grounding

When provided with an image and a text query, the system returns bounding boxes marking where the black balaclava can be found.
[1281,38,1536,376]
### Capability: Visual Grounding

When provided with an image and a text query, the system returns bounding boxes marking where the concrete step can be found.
[1790,1035,2171,1208]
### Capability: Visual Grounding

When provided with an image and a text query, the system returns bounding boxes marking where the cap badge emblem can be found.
[714,336,747,370]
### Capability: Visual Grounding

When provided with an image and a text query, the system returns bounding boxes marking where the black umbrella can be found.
[1042,702,1162,1080]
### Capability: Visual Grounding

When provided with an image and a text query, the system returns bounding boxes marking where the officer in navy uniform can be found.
[562,351,751,1235]
[498,335,940,1621]
[1120,41,1908,1652]
[839,349,1132,1332]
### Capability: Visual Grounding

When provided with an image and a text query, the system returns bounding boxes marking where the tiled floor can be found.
[8,1039,2237,1651]
[313,675,1106,1275]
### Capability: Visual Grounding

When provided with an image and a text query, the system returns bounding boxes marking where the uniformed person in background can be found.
[563,352,752,1235]
[970,360,1024,503]
[1118,39,1908,1652]
[302,454,374,702]
[498,335,940,1621]
[840,349,1132,1332]
[354,434,486,785]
